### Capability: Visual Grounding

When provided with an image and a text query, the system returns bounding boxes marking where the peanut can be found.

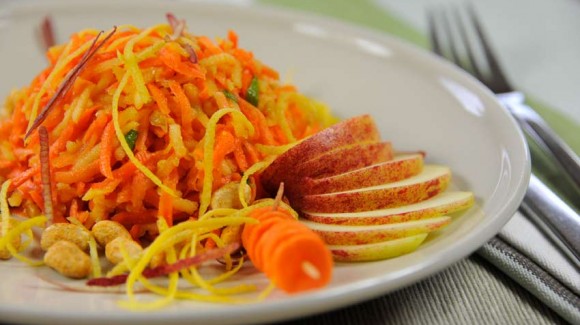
[44,240,91,279]
[210,182,252,210]
[0,220,21,260]
[40,223,90,251]
[91,220,131,247]
[0,234,21,260]
[220,225,243,246]
[105,237,143,264]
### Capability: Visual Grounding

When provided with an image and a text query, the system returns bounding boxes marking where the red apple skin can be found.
[261,115,380,194]
[275,142,394,198]
[296,142,393,179]
[298,154,423,195]
[301,192,474,225]
[294,172,451,213]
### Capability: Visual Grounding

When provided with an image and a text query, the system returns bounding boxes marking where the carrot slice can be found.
[253,222,303,271]
[241,205,333,293]
[241,208,293,246]
[243,217,283,262]
[269,232,332,293]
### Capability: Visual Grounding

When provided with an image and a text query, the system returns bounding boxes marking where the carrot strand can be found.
[99,121,115,179]
[0,20,338,301]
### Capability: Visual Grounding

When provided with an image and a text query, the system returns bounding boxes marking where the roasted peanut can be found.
[44,240,91,279]
[210,182,252,209]
[0,220,21,260]
[40,223,90,251]
[0,234,21,260]
[105,237,143,264]
[220,225,242,246]
[91,220,131,247]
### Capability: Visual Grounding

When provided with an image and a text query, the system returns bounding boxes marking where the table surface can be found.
[379,0,580,125]
[280,255,567,324]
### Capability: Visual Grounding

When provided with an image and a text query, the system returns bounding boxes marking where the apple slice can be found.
[279,142,394,198]
[295,141,393,179]
[261,115,380,194]
[302,216,450,245]
[299,153,424,195]
[294,165,451,213]
[302,191,474,225]
[330,234,428,262]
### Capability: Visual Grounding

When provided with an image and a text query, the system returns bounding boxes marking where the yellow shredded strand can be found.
[198,108,254,215]
[254,142,298,155]
[107,259,130,277]
[1,180,11,237]
[183,233,252,294]
[185,259,254,295]
[1,216,47,240]
[258,282,277,301]
[123,216,256,300]
[275,94,297,143]
[122,233,254,309]
[239,157,276,208]
[168,124,187,157]
[66,216,102,277]
[96,39,166,74]
[197,208,238,221]
[125,276,246,305]
[122,26,162,108]
[0,216,47,266]
[111,71,177,197]
[120,217,258,310]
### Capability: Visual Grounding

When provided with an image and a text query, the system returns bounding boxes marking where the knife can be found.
[520,174,580,268]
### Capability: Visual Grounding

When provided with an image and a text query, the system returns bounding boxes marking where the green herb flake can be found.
[246,77,259,107]
[124,129,139,151]
[223,90,238,103]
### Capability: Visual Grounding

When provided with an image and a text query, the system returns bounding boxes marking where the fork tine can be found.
[427,9,443,56]
[439,9,464,68]
[428,7,475,76]
[452,7,485,83]
[466,4,512,92]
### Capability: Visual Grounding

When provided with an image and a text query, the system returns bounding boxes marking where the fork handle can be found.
[520,174,580,267]
[502,95,580,190]
[525,118,580,186]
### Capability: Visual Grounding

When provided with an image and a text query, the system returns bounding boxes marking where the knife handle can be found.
[520,174,580,267]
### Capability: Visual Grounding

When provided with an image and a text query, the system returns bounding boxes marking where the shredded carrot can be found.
[0,17,338,305]
[99,120,115,179]
[147,83,170,115]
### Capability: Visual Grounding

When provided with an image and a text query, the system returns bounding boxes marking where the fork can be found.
[428,6,580,192]
[427,5,580,266]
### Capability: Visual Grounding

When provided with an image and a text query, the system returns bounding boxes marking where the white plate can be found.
[0,1,530,324]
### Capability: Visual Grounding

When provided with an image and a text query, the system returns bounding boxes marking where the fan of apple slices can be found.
[261,115,474,262]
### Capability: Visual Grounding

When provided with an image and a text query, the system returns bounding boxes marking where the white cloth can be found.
[499,211,580,295]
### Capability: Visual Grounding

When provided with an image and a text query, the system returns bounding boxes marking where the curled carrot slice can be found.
[241,204,332,293]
